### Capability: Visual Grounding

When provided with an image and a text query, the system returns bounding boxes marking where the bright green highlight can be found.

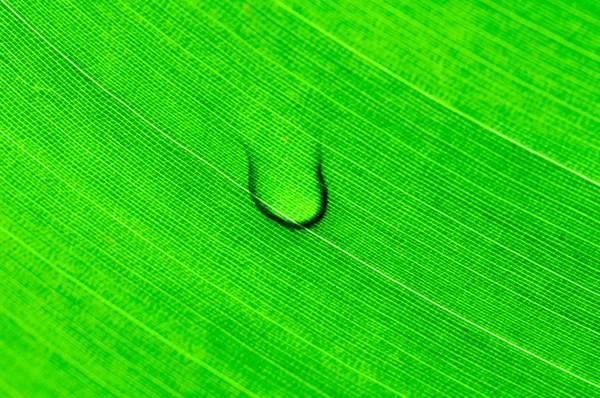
[1,0,599,397]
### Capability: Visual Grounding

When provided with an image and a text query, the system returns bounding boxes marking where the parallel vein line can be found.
[3,0,598,388]
[274,0,600,189]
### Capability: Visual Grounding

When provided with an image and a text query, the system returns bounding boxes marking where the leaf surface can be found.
[1,0,599,396]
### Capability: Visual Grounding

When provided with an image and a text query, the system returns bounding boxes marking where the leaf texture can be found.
[1,0,600,396]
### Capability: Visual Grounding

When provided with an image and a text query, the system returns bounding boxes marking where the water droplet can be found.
[247,144,327,230]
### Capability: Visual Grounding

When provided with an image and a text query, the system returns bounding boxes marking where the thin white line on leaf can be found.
[66,0,600,297]
[3,0,598,389]
[274,0,600,190]
[0,47,571,395]
[100,5,600,334]
[0,73,409,395]
[0,129,413,397]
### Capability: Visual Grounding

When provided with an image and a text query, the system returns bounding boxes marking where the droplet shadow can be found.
[246,148,328,230]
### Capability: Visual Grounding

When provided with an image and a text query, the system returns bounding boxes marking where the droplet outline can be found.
[247,148,328,230]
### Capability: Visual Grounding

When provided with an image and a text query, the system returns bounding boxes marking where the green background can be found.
[1,0,599,396]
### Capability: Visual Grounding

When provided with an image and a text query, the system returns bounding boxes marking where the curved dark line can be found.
[246,149,328,230]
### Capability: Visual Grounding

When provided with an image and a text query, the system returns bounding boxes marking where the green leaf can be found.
[1,0,599,396]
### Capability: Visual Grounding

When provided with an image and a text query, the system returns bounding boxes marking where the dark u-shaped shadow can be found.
[246,148,328,230]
